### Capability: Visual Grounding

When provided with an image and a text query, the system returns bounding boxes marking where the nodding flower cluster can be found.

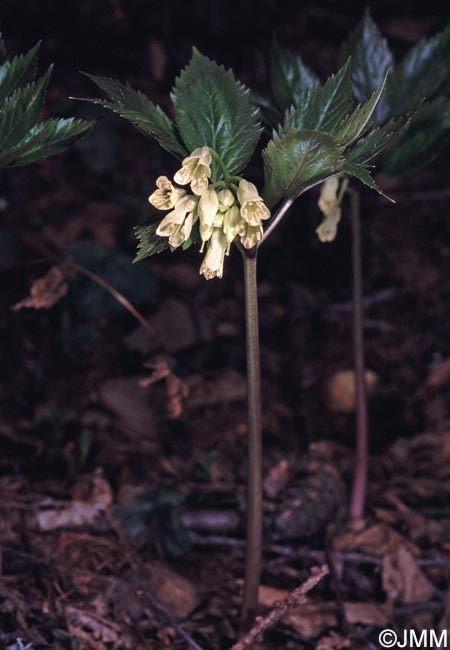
[149,146,271,279]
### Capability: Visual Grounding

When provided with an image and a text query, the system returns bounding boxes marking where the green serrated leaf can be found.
[382,98,450,177]
[271,37,319,111]
[172,48,262,178]
[0,41,40,104]
[2,117,95,167]
[384,22,450,118]
[335,70,388,146]
[80,74,186,158]
[341,8,393,120]
[262,129,344,207]
[279,59,354,136]
[0,66,52,152]
[346,112,411,165]
[343,161,393,201]
[134,223,169,262]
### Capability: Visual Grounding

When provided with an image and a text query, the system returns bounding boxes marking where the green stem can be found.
[337,176,349,205]
[208,147,231,181]
[239,247,263,637]
[349,189,369,521]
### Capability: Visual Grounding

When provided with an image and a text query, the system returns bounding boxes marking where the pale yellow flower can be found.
[237,179,270,226]
[199,223,214,249]
[199,229,227,280]
[223,205,241,246]
[149,176,186,210]
[316,177,341,243]
[174,146,212,195]
[237,221,263,249]
[156,195,198,248]
[198,187,219,228]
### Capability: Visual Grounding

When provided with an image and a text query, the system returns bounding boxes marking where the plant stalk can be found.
[239,248,263,637]
[349,189,369,521]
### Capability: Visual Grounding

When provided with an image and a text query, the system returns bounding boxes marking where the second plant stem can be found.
[239,248,263,637]
[349,189,369,521]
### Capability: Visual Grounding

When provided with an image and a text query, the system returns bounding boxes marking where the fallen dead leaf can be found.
[334,523,419,558]
[13,266,68,311]
[382,544,435,605]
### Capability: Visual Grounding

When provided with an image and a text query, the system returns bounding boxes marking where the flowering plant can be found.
[79,23,450,636]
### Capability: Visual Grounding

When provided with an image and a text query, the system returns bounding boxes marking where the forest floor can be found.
[2,6,450,648]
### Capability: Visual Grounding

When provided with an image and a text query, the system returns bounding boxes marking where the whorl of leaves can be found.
[0,34,94,168]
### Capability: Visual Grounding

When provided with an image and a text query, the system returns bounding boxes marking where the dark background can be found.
[1,2,450,648]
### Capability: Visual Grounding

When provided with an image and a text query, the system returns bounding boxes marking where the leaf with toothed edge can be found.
[172,48,262,178]
[343,161,393,201]
[79,74,187,158]
[346,112,412,165]
[262,129,345,208]
[134,223,170,262]
[2,118,95,167]
[381,98,450,177]
[278,59,354,136]
[341,9,393,123]
[0,41,41,104]
[334,70,389,146]
[384,22,450,119]
[271,37,319,111]
[0,67,52,155]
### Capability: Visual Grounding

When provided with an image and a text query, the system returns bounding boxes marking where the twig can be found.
[69,260,163,347]
[258,199,293,245]
[230,564,329,650]
[21,232,163,347]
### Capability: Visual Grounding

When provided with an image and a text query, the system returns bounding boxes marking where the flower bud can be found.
[198,188,219,228]
[223,205,241,244]
[316,177,341,243]
[217,189,235,212]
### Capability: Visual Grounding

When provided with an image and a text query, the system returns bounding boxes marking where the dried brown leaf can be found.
[13,266,68,311]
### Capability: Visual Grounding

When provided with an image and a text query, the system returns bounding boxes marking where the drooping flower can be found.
[316,177,341,243]
[237,221,263,249]
[174,146,212,195]
[237,179,270,226]
[198,187,219,228]
[223,205,241,248]
[199,229,228,279]
[156,195,199,248]
[149,176,186,210]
